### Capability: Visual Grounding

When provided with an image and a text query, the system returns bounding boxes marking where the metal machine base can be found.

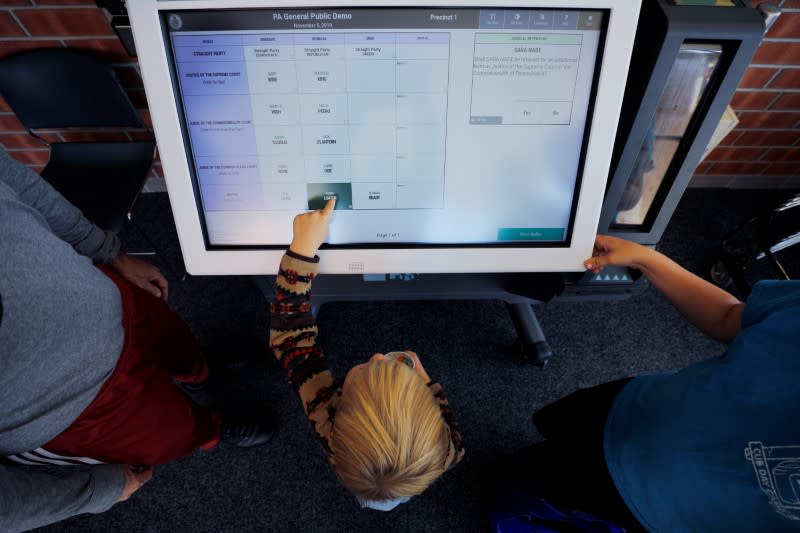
[254,272,554,367]
[253,267,646,368]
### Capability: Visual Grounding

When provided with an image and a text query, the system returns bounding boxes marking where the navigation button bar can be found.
[504,10,530,29]
[479,9,597,30]
[479,10,504,29]
[578,11,603,30]
[553,11,579,30]
[530,11,554,29]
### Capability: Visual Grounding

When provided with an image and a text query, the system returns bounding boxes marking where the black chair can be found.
[711,192,800,297]
[0,47,155,233]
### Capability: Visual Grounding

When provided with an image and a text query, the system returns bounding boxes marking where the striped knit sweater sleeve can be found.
[269,251,341,459]
[429,381,465,470]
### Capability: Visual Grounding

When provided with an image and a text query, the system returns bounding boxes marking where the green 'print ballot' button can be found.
[497,228,565,241]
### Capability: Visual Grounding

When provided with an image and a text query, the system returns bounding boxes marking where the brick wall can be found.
[694,0,800,188]
[0,0,161,181]
[0,1,797,188]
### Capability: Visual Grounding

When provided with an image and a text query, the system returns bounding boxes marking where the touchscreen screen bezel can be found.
[128,0,640,274]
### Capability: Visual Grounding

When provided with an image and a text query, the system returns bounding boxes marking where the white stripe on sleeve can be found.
[20,452,74,466]
[7,454,46,466]
[35,448,104,464]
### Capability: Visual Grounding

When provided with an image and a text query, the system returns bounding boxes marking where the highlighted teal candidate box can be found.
[307,183,352,210]
[498,228,565,241]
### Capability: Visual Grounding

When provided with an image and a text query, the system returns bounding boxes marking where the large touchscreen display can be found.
[163,8,605,247]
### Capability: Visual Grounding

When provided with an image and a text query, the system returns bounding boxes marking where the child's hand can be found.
[289,197,336,258]
[405,351,432,384]
[583,235,650,273]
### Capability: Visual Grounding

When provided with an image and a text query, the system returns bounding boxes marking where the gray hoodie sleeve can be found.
[0,463,126,533]
[0,149,120,263]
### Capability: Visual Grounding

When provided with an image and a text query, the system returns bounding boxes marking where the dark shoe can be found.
[209,353,256,375]
[220,420,274,448]
[175,379,215,408]
[205,335,270,375]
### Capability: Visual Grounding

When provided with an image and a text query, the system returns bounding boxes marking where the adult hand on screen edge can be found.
[583,235,650,273]
[289,197,336,258]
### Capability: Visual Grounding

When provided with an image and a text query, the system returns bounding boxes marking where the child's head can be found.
[332,353,450,503]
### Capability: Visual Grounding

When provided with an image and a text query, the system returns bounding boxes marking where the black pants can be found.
[488,378,646,532]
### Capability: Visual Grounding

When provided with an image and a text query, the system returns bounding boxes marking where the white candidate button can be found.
[352,182,396,209]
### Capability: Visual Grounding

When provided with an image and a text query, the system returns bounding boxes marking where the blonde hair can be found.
[332,360,450,502]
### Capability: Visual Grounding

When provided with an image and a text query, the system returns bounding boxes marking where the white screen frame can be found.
[129,0,641,275]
